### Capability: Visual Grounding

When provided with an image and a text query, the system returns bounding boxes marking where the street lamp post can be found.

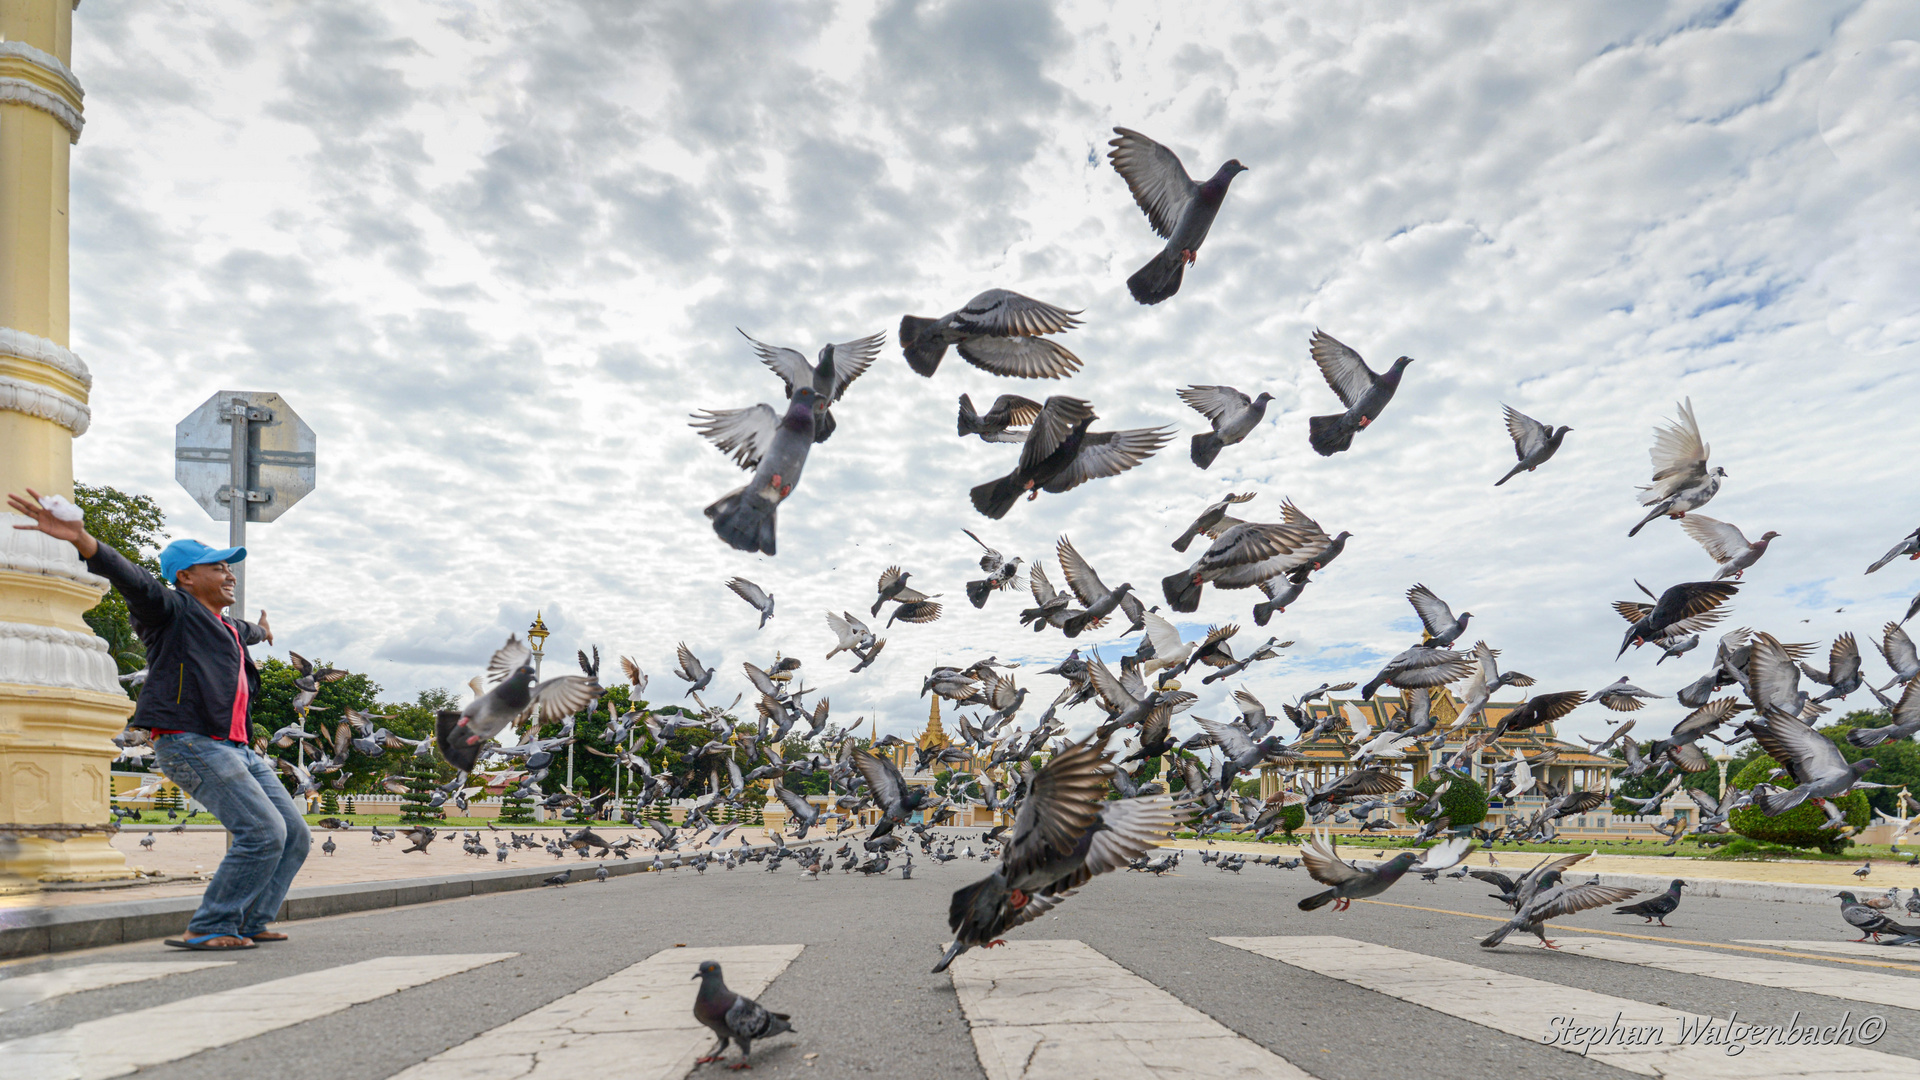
[526,613,548,820]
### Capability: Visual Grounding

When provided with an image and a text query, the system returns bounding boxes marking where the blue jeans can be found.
[152,733,310,937]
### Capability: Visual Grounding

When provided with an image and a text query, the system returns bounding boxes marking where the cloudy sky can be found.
[66,0,1920,748]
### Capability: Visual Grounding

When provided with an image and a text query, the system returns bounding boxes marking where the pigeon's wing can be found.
[1177,385,1253,423]
[1612,600,1653,625]
[1469,868,1517,893]
[955,335,1082,379]
[1642,398,1710,499]
[1309,330,1379,409]
[1748,633,1804,716]
[1027,560,1060,605]
[1041,426,1174,493]
[1085,655,1138,711]
[1501,404,1550,459]
[957,290,1083,336]
[1459,642,1495,702]
[289,651,313,677]
[1055,536,1111,606]
[486,637,534,684]
[620,655,645,688]
[1405,584,1457,638]
[1527,882,1643,921]
[690,403,780,470]
[1679,516,1749,564]
[1140,610,1186,659]
[876,564,907,594]
[1003,736,1112,877]
[674,642,705,681]
[986,394,1044,428]
[1107,128,1198,239]
[1051,795,1184,892]
[529,675,599,724]
[739,330,813,397]
[1881,622,1919,677]
[742,663,781,697]
[1685,787,1721,815]
[1019,397,1099,476]
[891,600,943,624]
[851,748,911,813]
[1195,715,1256,758]
[818,330,887,400]
[1300,830,1367,887]
[1750,712,1848,786]
[725,577,771,611]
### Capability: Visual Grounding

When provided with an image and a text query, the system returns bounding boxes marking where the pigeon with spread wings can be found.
[1679,515,1778,580]
[1614,580,1738,659]
[1305,330,1414,457]
[1107,127,1247,305]
[901,290,1083,379]
[1495,404,1571,486]
[970,396,1171,520]
[1179,385,1273,469]
[958,393,1044,443]
[739,329,884,442]
[1629,398,1725,536]
[435,635,602,773]
[724,577,774,629]
[692,387,822,555]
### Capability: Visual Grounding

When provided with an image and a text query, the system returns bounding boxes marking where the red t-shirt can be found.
[154,615,250,742]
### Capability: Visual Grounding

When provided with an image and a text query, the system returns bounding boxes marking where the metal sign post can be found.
[175,391,316,615]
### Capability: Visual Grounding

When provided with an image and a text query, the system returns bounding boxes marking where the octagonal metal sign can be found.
[174,390,316,523]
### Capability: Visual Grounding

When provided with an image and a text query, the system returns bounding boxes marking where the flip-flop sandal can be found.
[164,934,256,951]
[246,931,288,942]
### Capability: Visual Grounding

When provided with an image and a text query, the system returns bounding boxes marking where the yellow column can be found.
[1,0,134,883]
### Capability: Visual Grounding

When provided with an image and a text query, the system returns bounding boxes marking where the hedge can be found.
[1407,771,1488,828]
[1727,752,1869,855]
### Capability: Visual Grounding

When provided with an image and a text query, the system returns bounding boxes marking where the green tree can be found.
[1609,741,1765,815]
[397,756,445,824]
[1727,752,1869,854]
[1407,772,1488,828]
[499,784,537,825]
[73,483,169,690]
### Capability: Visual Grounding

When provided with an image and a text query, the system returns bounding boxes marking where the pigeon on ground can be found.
[900,290,1083,378]
[1750,711,1878,818]
[674,643,715,696]
[1679,516,1778,581]
[1179,385,1273,469]
[321,835,336,857]
[725,577,775,629]
[1171,492,1256,553]
[1107,127,1246,305]
[1495,405,1571,486]
[1866,527,1920,573]
[740,329,884,443]
[1835,891,1920,942]
[970,396,1171,519]
[957,393,1043,443]
[139,831,154,850]
[695,387,824,556]
[1305,330,1414,457]
[1613,879,1687,926]
[1588,677,1660,712]
[1629,398,1725,536]
[435,636,602,772]
[1406,584,1471,647]
[693,959,795,1068]
[1614,580,1739,659]
[1298,829,1417,910]
[400,826,437,854]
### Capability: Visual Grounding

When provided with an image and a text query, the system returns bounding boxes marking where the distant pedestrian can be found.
[11,489,307,951]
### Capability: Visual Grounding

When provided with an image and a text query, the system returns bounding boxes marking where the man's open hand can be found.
[7,488,97,558]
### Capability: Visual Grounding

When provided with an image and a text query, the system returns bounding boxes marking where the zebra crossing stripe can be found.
[1738,940,1920,967]
[1215,936,1915,1079]
[387,943,804,1080]
[0,961,234,1013]
[0,953,513,1080]
[1551,937,1920,1013]
[947,939,1314,1079]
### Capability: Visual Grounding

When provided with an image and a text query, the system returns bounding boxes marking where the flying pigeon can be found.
[739,329,884,442]
[1679,516,1778,580]
[900,290,1084,378]
[1107,127,1246,305]
[434,635,602,772]
[1495,404,1571,485]
[674,643,715,695]
[1866,526,1920,573]
[1171,491,1256,553]
[1178,385,1273,469]
[724,577,775,629]
[1405,584,1471,647]
[1749,710,1878,818]
[872,566,943,626]
[1298,829,1418,910]
[1629,398,1725,536]
[287,652,347,716]
[1588,677,1660,712]
[957,393,1043,443]
[1614,580,1738,659]
[1305,330,1414,457]
[695,387,823,555]
[969,396,1171,520]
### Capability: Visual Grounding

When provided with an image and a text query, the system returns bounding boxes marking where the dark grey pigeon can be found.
[1614,580,1738,659]
[1253,575,1306,625]
[958,393,1043,443]
[1750,711,1877,818]
[695,387,822,556]
[1108,127,1246,305]
[1614,879,1686,926]
[1406,584,1471,647]
[1847,678,1920,748]
[1495,404,1571,485]
[1171,491,1256,553]
[1306,330,1413,456]
[970,396,1171,520]
[901,290,1083,378]
[674,643,714,696]
[1800,633,1863,703]
[1298,829,1417,910]
[693,959,793,1068]
[435,636,601,773]
[740,330,884,443]
[1866,526,1920,573]
[1178,385,1273,469]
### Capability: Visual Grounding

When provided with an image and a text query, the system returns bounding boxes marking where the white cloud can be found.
[66,0,1920,750]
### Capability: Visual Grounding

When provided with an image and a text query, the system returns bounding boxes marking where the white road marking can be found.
[0,961,233,1013]
[386,943,803,1080]
[948,938,1313,1079]
[1738,940,1920,965]
[1552,937,1920,1012]
[1217,935,1915,1079]
[0,953,513,1080]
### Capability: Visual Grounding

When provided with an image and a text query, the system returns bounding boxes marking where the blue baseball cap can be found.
[159,539,246,583]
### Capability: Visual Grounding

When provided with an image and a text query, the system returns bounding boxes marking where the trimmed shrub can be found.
[1406,772,1488,828]
[1728,753,1869,855]
[1274,803,1305,838]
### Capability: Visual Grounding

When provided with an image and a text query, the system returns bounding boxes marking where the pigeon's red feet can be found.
[1541,940,1560,949]
[1181,249,1197,265]
[1657,919,1669,927]
[1358,416,1372,428]
[985,938,1008,948]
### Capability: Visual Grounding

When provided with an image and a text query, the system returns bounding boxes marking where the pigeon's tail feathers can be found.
[931,937,969,974]
[1848,725,1897,748]
[1494,461,1526,486]
[957,393,983,436]
[970,472,1025,520]
[966,578,994,609]
[1162,570,1204,614]
[1627,502,1667,538]
[900,315,947,377]
[1307,413,1354,456]
[435,710,480,773]
[706,487,778,556]
[1754,785,1811,817]
[1479,922,1515,948]
[1253,599,1279,626]
[1298,886,1340,911]
[1191,431,1224,469]
[1127,248,1184,305]
[1360,675,1385,701]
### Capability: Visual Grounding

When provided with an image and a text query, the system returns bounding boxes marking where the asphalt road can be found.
[5,835,1919,1080]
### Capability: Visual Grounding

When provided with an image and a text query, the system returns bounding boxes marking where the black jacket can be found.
[86,542,265,739]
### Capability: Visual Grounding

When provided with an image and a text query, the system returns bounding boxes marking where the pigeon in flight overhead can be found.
[872,566,942,626]
[1107,127,1247,305]
[1252,575,1307,626]
[1679,516,1778,580]
[1161,519,1318,613]
[824,611,876,660]
[1799,632,1864,703]
[1873,621,1920,690]
[435,635,601,772]
[1867,526,1920,573]
[1178,385,1273,469]
[694,387,823,555]
[1587,677,1660,712]
[287,652,346,716]
[739,329,884,442]
[1359,644,1474,701]
[1405,584,1471,647]
[1056,535,1143,638]
[1305,330,1414,456]
[693,959,795,1069]
[725,577,775,629]
[900,290,1084,378]
[674,643,714,696]
[969,396,1171,520]
[1750,710,1878,818]
[1171,491,1256,553]
[1494,404,1571,485]
[963,530,1025,609]
[958,393,1044,443]
[1847,678,1920,748]
[1614,580,1738,658]
[1629,398,1725,536]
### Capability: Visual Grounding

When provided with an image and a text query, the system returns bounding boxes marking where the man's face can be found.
[176,561,235,609]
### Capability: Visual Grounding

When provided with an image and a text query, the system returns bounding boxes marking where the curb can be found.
[0,844,780,960]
